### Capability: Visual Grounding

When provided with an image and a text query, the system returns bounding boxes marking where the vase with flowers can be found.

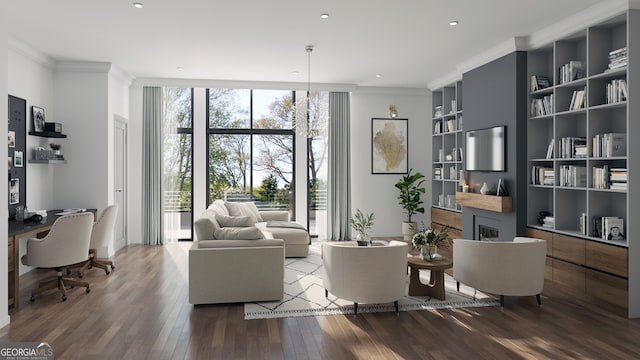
[411,225,449,261]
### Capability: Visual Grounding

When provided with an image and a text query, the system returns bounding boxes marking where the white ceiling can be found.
[7,0,620,89]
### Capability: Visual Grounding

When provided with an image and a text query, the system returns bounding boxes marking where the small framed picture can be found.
[32,106,45,132]
[9,178,19,205]
[14,151,23,168]
[8,131,15,148]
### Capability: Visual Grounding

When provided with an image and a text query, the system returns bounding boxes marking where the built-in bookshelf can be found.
[527,13,631,248]
[432,81,463,213]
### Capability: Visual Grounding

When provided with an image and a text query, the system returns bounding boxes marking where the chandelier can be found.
[293,45,328,138]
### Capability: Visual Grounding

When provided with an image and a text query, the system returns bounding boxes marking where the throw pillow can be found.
[214,227,265,240]
[243,202,264,222]
[216,214,255,228]
[224,201,259,223]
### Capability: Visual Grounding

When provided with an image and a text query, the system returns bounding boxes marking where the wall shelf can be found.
[28,131,67,138]
[455,192,512,213]
[28,159,66,164]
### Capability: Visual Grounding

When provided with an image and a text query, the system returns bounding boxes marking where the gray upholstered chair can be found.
[79,205,119,275]
[322,240,408,315]
[453,237,547,306]
[21,212,94,301]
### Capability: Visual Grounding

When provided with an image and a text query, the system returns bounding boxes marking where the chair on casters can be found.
[79,205,119,276]
[21,212,94,302]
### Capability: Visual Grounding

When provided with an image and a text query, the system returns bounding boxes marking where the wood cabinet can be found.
[528,226,628,312]
[431,207,463,260]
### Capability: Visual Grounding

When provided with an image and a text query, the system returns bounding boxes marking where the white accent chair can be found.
[452,237,547,306]
[21,213,94,301]
[79,205,119,276]
[322,241,408,315]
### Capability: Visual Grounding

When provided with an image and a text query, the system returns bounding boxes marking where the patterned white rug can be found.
[244,243,499,320]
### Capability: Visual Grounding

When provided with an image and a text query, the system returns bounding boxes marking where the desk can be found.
[8,209,96,309]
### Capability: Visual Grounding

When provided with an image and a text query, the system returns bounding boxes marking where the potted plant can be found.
[50,143,61,155]
[394,168,426,241]
[350,209,375,246]
[412,225,449,261]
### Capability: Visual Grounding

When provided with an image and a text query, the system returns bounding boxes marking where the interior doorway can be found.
[114,115,128,250]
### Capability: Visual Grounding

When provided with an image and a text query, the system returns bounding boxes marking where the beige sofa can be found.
[188,200,309,305]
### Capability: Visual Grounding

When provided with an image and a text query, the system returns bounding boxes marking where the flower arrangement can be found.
[411,225,450,249]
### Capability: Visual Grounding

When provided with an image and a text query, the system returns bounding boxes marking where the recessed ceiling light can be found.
[375,74,382,78]
[133,2,143,8]
[176,67,184,71]
[292,70,299,75]
[449,20,459,26]
[320,13,329,19]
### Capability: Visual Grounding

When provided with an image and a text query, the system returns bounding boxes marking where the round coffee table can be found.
[407,256,453,300]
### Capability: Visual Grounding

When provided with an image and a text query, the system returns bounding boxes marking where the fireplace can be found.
[478,224,499,241]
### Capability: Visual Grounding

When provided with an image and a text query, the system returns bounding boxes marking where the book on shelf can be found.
[579,213,588,236]
[545,138,554,159]
[559,137,587,158]
[607,47,627,70]
[530,75,551,92]
[592,133,626,157]
[530,94,554,117]
[593,217,603,238]
[568,89,586,111]
[606,79,627,104]
[531,166,554,185]
[603,217,624,241]
[433,120,442,134]
[592,164,610,189]
[559,61,584,84]
[559,165,586,187]
[541,215,555,229]
[434,105,443,117]
[434,167,442,180]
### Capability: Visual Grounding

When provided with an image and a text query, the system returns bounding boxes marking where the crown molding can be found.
[109,64,134,87]
[428,73,462,91]
[132,77,357,92]
[8,34,55,69]
[353,87,429,96]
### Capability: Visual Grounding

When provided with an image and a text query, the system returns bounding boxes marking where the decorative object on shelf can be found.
[480,182,490,194]
[350,209,375,246]
[411,224,449,261]
[459,170,467,191]
[292,45,327,138]
[31,106,45,132]
[49,143,61,155]
[372,117,408,174]
[395,168,426,241]
[389,104,398,118]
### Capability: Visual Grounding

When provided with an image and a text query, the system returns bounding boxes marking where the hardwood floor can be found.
[2,242,639,359]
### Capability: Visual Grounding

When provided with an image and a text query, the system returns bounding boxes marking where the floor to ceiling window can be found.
[305,91,329,238]
[206,89,295,215]
[162,88,193,241]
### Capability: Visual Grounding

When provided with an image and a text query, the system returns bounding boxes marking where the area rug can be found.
[244,243,499,320]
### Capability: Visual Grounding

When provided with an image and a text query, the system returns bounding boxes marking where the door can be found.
[114,116,128,250]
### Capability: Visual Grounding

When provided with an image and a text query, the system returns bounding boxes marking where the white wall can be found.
[350,88,431,237]
[1,0,10,329]
[8,44,56,210]
[52,64,109,213]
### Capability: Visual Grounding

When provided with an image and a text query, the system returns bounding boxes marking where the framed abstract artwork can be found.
[371,118,408,174]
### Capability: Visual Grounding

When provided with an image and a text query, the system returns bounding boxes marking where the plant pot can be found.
[355,233,371,246]
[402,222,417,242]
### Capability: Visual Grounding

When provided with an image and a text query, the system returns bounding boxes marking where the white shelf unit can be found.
[527,13,630,248]
[431,81,463,212]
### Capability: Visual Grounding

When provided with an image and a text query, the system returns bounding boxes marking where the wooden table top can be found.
[407,255,453,270]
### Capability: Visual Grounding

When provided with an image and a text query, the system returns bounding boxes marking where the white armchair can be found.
[452,237,547,306]
[322,241,408,314]
[21,212,94,301]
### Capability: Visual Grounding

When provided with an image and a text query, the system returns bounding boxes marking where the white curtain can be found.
[326,92,351,240]
[142,87,164,245]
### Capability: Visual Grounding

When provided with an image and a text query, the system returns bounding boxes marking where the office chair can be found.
[21,212,94,301]
[78,205,119,276]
